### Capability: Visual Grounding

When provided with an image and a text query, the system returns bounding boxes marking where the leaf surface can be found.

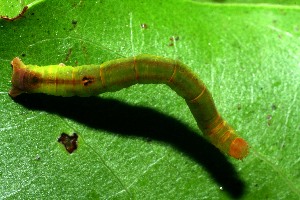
[0,0,299,199]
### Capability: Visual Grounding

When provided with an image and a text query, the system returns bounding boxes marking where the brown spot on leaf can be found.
[140,23,148,29]
[1,6,28,21]
[266,114,272,126]
[69,19,78,31]
[72,19,77,26]
[65,48,72,62]
[169,36,179,46]
[169,36,179,41]
[58,133,78,154]
[35,154,41,161]
[271,104,277,110]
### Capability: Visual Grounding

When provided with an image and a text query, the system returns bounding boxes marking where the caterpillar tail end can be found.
[9,57,26,98]
[229,138,249,160]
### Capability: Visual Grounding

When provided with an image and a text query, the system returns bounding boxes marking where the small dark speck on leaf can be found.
[140,23,148,29]
[21,53,26,57]
[266,114,272,126]
[58,133,78,154]
[271,104,277,110]
[65,48,72,62]
[169,36,179,41]
[72,19,77,25]
[69,20,78,30]
[35,154,41,161]
[169,36,180,46]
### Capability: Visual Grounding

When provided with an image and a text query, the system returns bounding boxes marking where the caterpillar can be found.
[9,54,249,159]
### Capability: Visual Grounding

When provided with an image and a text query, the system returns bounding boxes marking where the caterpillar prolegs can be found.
[9,54,249,159]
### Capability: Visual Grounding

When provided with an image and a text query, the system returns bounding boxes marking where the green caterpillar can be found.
[9,54,249,159]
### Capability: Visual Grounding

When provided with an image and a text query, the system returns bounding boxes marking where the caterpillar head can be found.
[9,57,41,97]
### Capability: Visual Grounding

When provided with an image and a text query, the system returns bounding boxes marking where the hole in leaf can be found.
[58,133,78,154]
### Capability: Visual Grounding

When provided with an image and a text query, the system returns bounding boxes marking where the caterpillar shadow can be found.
[14,94,246,198]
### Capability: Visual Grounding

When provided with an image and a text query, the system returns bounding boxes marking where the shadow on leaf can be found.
[14,94,245,198]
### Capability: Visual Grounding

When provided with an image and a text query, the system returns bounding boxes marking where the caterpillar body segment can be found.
[9,54,249,159]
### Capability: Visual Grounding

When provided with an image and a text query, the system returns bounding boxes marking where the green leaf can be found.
[1,0,299,199]
[0,0,41,19]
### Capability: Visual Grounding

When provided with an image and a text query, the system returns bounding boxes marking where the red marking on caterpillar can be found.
[9,55,249,159]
